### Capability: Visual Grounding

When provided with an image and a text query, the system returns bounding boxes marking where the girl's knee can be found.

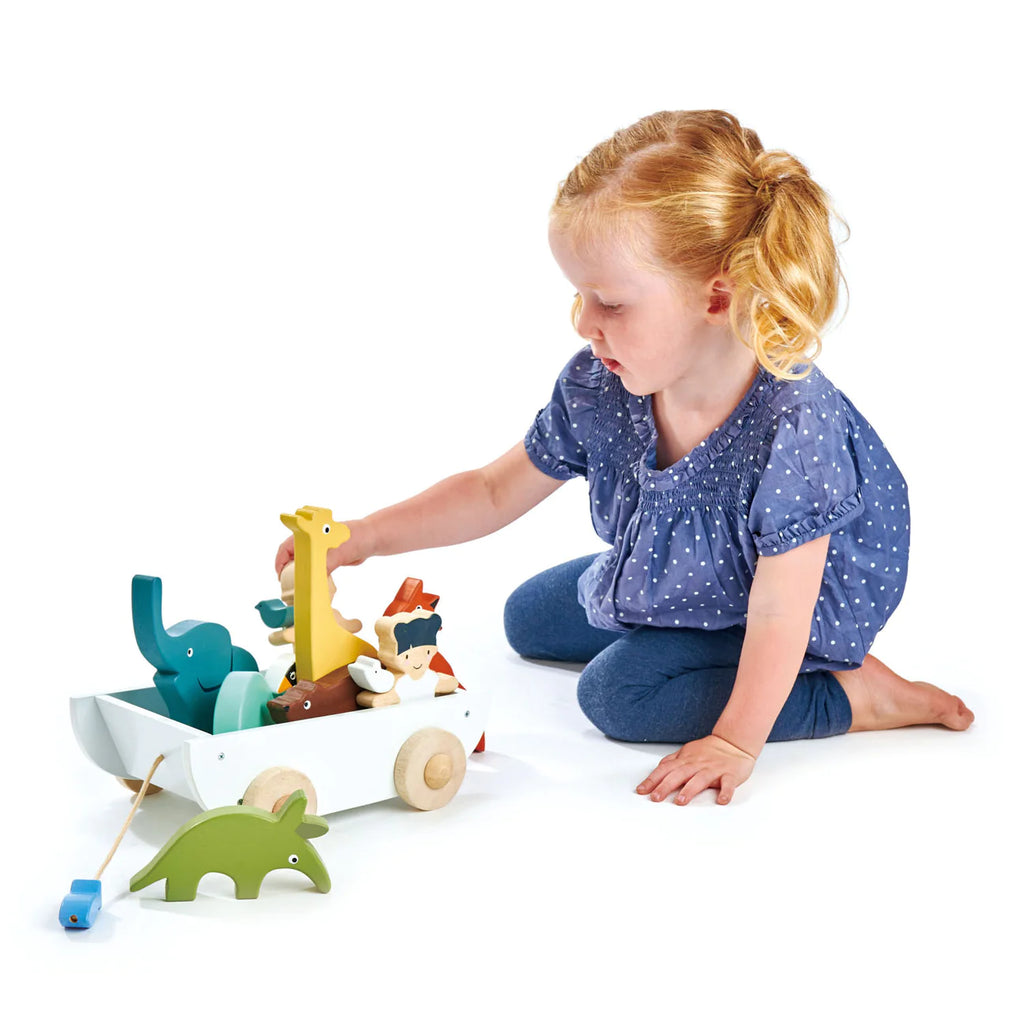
[577,661,633,741]
[503,557,615,663]
[504,577,566,659]
[577,648,708,744]
[503,580,541,658]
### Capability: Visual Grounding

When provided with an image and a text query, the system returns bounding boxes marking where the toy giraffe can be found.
[280,506,376,683]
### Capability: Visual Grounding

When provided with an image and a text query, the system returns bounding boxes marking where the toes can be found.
[938,695,974,730]
[951,698,974,730]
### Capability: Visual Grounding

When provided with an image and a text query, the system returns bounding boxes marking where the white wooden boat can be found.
[70,680,489,814]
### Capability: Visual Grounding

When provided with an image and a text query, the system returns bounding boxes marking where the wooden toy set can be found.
[60,506,489,928]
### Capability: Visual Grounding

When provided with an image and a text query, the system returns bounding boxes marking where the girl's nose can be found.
[575,299,602,342]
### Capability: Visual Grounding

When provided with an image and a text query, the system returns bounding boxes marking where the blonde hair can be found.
[551,110,845,380]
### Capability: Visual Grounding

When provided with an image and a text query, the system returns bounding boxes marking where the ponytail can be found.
[726,150,844,379]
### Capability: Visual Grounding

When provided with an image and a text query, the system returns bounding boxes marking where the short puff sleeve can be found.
[524,348,602,480]
[747,401,864,556]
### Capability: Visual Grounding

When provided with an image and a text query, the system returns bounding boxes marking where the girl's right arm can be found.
[274,441,565,576]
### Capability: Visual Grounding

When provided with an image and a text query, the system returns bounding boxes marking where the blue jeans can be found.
[503,555,852,744]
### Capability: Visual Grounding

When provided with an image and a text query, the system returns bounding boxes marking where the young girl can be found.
[276,110,973,805]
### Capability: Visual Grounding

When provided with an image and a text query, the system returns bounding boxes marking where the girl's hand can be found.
[274,518,372,578]
[275,536,295,577]
[636,734,756,806]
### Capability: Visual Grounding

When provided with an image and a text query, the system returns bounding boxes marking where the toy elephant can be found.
[132,575,257,732]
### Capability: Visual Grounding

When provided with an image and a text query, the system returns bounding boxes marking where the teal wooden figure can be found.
[130,791,331,901]
[132,575,257,732]
[255,599,295,629]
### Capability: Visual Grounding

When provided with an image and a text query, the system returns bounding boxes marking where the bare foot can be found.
[833,655,974,732]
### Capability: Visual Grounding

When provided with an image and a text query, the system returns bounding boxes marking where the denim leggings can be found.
[503,555,852,744]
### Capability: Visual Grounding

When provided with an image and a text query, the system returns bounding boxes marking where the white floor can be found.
[5,4,1019,1020]
[15,540,1016,1021]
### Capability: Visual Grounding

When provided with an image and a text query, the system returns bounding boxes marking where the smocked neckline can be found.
[632,368,772,491]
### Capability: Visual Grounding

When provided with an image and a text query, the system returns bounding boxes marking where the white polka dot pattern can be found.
[524,347,910,671]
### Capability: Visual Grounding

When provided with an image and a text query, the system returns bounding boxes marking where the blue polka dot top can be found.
[524,347,910,671]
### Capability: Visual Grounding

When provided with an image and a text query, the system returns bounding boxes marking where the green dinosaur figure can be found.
[130,790,331,901]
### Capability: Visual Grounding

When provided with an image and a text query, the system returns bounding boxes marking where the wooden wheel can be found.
[118,777,163,796]
[394,728,466,811]
[241,767,318,815]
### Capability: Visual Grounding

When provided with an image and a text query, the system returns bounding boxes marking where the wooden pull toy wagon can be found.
[69,507,489,819]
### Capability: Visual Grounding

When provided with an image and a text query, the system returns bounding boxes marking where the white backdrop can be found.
[3,2,1019,1020]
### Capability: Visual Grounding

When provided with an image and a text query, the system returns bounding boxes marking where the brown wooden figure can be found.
[266,666,360,724]
[350,609,459,708]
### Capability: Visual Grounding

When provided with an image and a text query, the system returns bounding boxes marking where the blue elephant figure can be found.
[132,575,257,731]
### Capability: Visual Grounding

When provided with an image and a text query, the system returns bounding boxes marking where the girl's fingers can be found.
[717,775,737,805]
[638,743,751,804]
[637,756,683,793]
[637,760,676,791]
[636,769,670,793]
[675,768,717,805]
[275,546,292,575]
[650,764,700,802]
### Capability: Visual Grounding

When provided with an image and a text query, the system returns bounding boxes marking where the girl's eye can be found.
[600,302,622,314]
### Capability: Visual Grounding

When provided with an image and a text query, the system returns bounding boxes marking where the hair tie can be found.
[747,175,774,203]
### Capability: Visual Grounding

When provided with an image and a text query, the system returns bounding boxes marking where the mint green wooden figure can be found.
[130,791,331,901]
[212,670,276,733]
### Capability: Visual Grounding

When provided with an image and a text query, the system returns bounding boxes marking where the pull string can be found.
[94,754,165,880]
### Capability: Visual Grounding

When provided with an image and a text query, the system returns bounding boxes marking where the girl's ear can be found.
[706,277,734,319]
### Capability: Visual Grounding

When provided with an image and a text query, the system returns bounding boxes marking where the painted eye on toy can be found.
[186,648,194,658]
[288,854,299,865]
[303,700,312,710]
[322,525,331,534]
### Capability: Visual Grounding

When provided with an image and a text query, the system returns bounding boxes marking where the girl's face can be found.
[548,220,738,399]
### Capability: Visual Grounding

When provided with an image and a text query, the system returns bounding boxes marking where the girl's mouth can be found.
[600,357,622,374]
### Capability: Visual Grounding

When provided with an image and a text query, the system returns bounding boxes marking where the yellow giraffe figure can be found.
[280,506,376,683]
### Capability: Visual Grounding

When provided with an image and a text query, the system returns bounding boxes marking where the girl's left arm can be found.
[636,534,830,805]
